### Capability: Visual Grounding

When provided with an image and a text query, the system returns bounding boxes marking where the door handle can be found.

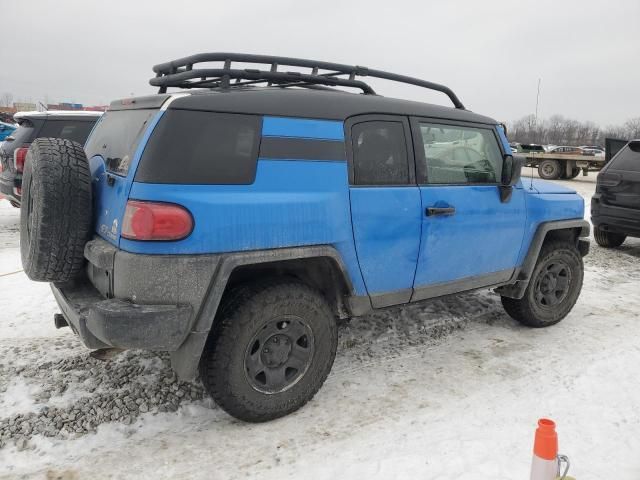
[426,206,456,216]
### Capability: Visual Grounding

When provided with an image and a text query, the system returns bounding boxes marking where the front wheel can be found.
[200,280,338,422]
[501,240,583,327]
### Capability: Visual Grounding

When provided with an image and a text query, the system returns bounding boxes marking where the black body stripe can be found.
[259,137,346,161]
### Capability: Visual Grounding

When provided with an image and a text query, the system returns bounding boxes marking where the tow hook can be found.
[53,313,68,329]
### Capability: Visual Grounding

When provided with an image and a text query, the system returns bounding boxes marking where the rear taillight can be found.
[14,146,29,173]
[121,200,193,241]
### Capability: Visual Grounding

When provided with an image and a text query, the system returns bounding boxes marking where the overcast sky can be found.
[1,0,638,125]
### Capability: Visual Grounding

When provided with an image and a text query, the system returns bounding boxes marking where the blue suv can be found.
[20,54,589,422]
[0,121,16,142]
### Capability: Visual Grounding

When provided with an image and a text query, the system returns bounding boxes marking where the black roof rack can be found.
[150,53,465,109]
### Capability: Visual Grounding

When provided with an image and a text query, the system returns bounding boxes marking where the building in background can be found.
[48,103,107,112]
[13,102,36,112]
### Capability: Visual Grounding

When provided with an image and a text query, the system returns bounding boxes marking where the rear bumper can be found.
[52,237,221,352]
[52,281,193,350]
[591,194,640,237]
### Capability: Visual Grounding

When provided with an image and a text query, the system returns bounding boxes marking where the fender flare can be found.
[497,219,590,299]
[170,245,359,380]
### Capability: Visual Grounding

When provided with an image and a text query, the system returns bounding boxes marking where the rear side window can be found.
[351,121,409,185]
[38,120,96,145]
[85,109,156,176]
[135,110,261,185]
[609,143,640,172]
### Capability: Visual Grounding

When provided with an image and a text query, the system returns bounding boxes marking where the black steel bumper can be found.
[52,281,193,351]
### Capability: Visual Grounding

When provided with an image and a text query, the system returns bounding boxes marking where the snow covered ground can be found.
[1,173,640,479]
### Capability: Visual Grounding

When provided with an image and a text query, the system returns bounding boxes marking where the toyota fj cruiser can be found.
[20,53,589,422]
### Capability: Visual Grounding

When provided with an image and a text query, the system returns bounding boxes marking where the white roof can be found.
[14,110,104,120]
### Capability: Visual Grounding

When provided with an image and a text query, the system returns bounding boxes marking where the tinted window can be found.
[351,121,409,185]
[85,109,156,176]
[38,120,97,145]
[417,123,503,184]
[5,120,38,145]
[135,110,261,185]
[610,143,640,172]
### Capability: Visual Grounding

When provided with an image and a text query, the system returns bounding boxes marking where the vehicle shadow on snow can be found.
[0,289,517,450]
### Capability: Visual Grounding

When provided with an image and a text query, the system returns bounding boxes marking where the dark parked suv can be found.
[592,140,640,247]
[0,111,101,207]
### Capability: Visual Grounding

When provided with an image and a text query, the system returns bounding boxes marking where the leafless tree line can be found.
[508,114,640,146]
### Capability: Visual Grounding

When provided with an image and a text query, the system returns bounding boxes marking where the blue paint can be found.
[414,184,527,285]
[88,106,587,303]
[349,186,422,294]
[527,178,577,195]
[0,121,16,141]
[516,189,585,265]
[122,159,367,295]
[262,117,344,140]
[90,110,166,246]
[496,124,512,154]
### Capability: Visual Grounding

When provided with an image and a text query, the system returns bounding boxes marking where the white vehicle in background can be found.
[580,145,606,158]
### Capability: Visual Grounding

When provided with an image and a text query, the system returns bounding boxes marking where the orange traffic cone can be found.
[530,418,558,480]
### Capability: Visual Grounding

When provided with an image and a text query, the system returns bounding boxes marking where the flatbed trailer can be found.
[517,152,605,180]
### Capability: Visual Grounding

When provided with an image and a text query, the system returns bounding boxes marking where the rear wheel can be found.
[501,240,583,328]
[538,160,561,180]
[594,226,626,248]
[9,200,20,208]
[200,280,338,422]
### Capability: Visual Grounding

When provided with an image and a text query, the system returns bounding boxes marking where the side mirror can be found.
[502,154,524,186]
[499,154,525,202]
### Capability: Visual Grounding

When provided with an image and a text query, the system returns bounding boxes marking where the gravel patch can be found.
[0,349,204,450]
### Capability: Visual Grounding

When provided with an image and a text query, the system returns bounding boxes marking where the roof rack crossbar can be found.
[150,53,465,109]
[152,68,375,94]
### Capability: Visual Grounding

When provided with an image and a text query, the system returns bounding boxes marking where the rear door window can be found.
[609,143,640,172]
[85,109,157,176]
[135,110,261,184]
[351,120,410,185]
[39,119,97,144]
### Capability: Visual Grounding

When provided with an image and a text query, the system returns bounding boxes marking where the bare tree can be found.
[0,92,13,107]
[623,117,640,139]
[509,114,640,146]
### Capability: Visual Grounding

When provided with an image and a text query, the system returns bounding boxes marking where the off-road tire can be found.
[593,226,626,248]
[20,138,92,282]
[200,280,338,422]
[538,159,561,180]
[10,200,20,208]
[501,240,583,328]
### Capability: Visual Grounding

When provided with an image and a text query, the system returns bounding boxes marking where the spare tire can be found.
[20,138,93,282]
